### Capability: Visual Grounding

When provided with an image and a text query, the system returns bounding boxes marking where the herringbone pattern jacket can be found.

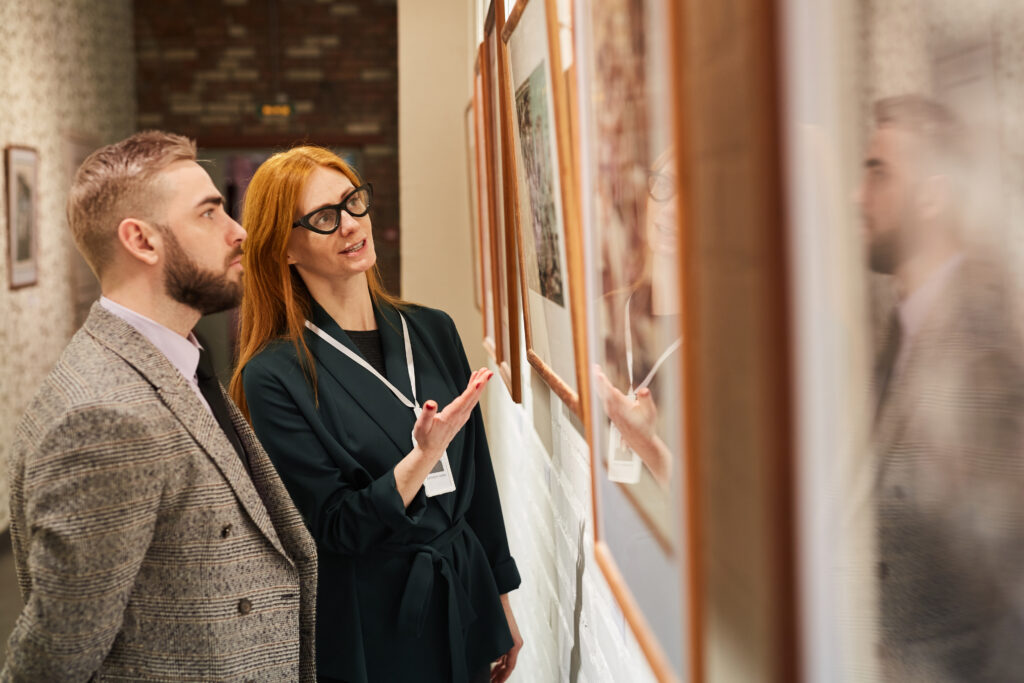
[2,303,317,682]
[873,260,1024,682]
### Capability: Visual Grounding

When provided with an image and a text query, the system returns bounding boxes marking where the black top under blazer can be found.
[243,300,521,683]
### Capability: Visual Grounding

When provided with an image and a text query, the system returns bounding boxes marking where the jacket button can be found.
[221,523,233,538]
[238,598,252,615]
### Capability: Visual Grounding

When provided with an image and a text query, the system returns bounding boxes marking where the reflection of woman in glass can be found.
[594,149,681,489]
[230,147,523,683]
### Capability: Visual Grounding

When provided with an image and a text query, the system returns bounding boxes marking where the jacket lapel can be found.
[83,303,288,560]
[398,308,462,521]
[309,302,462,520]
[307,301,417,458]
[873,266,966,482]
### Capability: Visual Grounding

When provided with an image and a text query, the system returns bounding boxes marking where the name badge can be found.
[606,422,642,484]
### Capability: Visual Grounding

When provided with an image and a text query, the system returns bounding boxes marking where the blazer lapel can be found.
[873,269,965,483]
[399,309,462,521]
[83,303,288,560]
[307,301,417,458]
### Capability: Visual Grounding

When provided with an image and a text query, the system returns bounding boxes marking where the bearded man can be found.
[2,131,316,681]
[860,96,1024,681]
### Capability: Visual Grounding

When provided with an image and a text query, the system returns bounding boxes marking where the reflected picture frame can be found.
[6,146,39,290]
[500,0,588,418]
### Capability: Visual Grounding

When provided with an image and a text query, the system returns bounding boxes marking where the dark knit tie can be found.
[196,349,249,473]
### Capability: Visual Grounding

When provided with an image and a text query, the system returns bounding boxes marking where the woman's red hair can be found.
[229,146,404,418]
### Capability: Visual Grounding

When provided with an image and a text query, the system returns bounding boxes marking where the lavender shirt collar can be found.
[99,297,208,410]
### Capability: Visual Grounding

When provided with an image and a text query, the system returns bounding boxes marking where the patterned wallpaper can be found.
[0,0,135,533]
[862,0,1024,272]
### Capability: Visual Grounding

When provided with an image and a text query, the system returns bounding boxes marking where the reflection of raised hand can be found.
[593,364,673,487]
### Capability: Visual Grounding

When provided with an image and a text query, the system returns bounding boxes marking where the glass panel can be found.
[578,0,686,676]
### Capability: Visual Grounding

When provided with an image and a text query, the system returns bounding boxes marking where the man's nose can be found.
[228,216,246,243]
[853,180,866,208]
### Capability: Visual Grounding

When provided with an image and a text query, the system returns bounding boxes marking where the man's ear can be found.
[117,218,161,266]
[916,173,951,223]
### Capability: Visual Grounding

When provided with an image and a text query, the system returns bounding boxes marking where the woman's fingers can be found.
[445,369,492,419]
[411,400,438,444]
[416,369,495,452]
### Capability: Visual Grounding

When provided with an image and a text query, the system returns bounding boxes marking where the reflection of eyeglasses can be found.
[292,184,373,234]
[647,172,677,202]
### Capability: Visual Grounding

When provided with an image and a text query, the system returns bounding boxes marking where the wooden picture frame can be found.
[474,48,498,356]
[576,0,697,680]
[483,0,523,402]
[6,146,40,289]
[500,0,588,419]
[465,96,484,313]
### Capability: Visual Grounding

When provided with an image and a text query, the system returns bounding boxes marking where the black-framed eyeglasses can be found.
[292,183,374,234]
[647,172,677,202]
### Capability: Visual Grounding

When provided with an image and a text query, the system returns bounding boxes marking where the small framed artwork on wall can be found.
[6,146,40,289]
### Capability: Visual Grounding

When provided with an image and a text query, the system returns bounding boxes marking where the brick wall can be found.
[133,0,401,292]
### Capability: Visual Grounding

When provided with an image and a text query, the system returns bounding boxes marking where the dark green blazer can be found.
[243,300,520,683]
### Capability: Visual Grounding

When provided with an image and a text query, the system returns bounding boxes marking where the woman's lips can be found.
[340,239,366,255]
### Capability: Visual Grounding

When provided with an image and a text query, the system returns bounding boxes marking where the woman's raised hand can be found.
[411,368,493,459]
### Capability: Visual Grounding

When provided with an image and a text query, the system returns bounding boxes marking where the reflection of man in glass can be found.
[15,172,33,261]
[594,149,680,489]
[859,95,1024,681]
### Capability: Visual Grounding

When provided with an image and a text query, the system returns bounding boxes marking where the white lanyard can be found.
[305,313,424,416]
[305,313,456,497]
[624,294,682,397]
[607,296,682,485]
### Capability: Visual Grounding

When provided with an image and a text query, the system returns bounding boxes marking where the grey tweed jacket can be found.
[874,259,1024,681]
[2,303,317,682]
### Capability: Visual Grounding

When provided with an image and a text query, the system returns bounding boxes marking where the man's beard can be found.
[161,226,242,315]
[868,227,904,274]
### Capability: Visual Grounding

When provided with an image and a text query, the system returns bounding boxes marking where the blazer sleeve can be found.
[2,407,163,682]
[242,354,428,556]
[443,314,522,594]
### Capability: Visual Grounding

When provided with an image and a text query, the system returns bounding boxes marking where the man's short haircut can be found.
[873,95,967,177]
[67,130,196,277]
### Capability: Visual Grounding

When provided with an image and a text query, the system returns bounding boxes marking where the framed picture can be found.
[483,0,523,402]
[501,0,587,417]
[474,47,499,357]
[6,146,39,289]
[576,0,693,679]
[465,96,484,313]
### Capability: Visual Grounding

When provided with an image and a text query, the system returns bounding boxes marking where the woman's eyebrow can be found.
[305,187,355,214]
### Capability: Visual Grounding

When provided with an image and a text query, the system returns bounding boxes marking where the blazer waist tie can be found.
[380,517,477,682]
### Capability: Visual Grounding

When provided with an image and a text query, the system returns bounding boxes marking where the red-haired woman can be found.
[230,147,523,683]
